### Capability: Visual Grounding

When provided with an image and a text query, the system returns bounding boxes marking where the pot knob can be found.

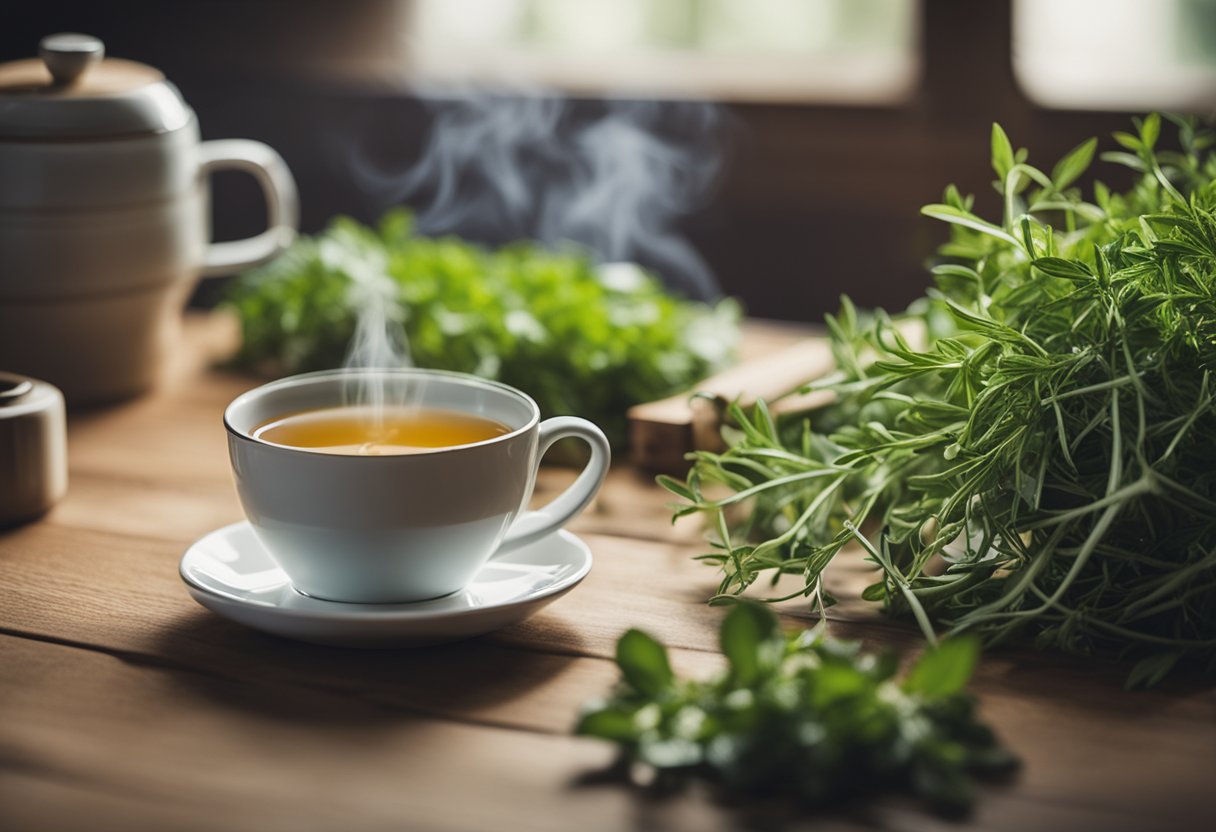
[39,33,105,86]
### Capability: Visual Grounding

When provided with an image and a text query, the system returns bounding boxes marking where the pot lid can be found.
[0,33,192,140]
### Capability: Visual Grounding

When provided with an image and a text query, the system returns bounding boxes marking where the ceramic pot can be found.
[0,33,298,404]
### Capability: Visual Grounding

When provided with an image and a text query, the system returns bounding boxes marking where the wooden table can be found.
[1,315,1212,832]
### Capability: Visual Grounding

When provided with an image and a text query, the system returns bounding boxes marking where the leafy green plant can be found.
[577,604,1016,816]
[663,115,1216,686]
[224,210,739,447]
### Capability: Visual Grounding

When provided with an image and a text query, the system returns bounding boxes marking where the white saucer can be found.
[179,521,592,647]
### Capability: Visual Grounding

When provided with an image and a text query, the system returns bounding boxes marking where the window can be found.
[1014,0,1216,111]
[407,0,920,103]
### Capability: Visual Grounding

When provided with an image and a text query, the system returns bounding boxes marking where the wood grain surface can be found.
[1,314,1212,832]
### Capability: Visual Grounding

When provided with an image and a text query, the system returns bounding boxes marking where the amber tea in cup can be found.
[252,405,510,456]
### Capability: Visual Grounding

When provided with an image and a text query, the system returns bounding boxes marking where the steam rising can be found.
[330,237,413,428]
[338,90,726,432]
[351,93,726,299]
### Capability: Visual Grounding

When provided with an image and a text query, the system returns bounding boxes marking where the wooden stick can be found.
[627,338,835,473]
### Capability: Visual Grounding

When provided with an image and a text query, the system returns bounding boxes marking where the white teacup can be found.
[224,369,610,603]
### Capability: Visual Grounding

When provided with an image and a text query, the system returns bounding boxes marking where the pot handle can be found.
[198,139,299,277]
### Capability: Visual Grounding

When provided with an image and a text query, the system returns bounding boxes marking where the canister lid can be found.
[0,34,192,140]
[0,376,35,404]
[0,372,68,528]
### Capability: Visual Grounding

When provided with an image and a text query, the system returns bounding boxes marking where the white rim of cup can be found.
[223,368,542,459]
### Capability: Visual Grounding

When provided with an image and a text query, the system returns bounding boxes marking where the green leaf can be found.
[1125,651,1181,690]
[1050,137,1097,190]
[576,705,641,741]
[1100,150,1148,172]
[931,264,983,282]
[656,475,695,502]
[921,205,1022,247]
[720,602,778,685]
[1020,215,1037,256]
[1112,131,1142,151]
[904,636,980,698]
[1140,112,1161,150]
[1032,256,1094,281]
[807,661,871,710]
[861,582,888,602]
[991,123,1015,180]
[1094,180,1111,209]
[616,629,674,697]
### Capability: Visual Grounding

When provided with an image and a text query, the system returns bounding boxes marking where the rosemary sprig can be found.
[665,115,1216,686]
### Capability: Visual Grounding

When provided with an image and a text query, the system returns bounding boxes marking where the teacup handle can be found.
[198,139,300,277]
[496,417,611,555]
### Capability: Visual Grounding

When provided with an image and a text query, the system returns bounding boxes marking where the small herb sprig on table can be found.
[577,604,1016,816]
[663,115,1216,686]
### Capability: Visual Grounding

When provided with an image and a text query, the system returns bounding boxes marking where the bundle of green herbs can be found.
[577,604,1016,815]
[664,115,1216,686]
[224,210,739,448]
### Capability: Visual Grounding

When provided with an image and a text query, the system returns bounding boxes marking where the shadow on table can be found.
[569,762,990,832]
[150,610,590,730]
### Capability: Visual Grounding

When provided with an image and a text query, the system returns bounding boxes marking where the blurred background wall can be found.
[2,0,1213,320]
